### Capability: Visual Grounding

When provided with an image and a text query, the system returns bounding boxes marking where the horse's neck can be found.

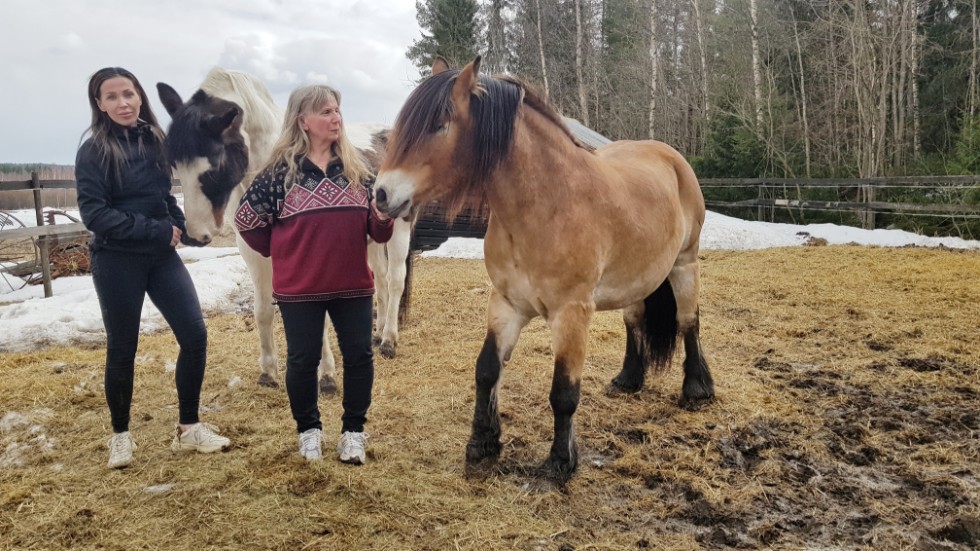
[486,113,586,223]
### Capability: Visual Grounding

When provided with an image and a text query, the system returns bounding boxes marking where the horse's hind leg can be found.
[668,261,714,406]
[466,290,529,465]
[611,302,648,392]
[611,280,678,393]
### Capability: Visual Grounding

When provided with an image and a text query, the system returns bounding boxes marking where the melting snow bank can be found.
[422,211,980,259]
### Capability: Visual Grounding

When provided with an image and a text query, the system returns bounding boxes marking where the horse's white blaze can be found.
[374,169,417,217]
[173,157,218,242]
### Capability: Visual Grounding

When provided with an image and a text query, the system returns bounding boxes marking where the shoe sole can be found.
[171,443,228,453]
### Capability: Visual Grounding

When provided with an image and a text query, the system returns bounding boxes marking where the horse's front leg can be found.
[367,240,389,347]
[318,315,338,396]
[544,300,594,481]
[466,290,529,464]
[372,220,411,359]
[238,239,279,387]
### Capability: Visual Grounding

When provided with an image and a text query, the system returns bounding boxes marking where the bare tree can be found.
[749,0,764,128]
[575,0,589,124]
[648,0,660,138]
[534,0,550,98]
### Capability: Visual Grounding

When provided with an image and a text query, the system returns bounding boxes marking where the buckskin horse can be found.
[157,68,414,395]
[373,57,714,480]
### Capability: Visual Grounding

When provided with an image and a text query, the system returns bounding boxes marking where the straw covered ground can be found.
[1,246,978,550]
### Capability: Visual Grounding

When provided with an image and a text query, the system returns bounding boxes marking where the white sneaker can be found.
[337,431,368,465]
[170,423,230,453]
[298,428,323,461]
[107,431,136,469]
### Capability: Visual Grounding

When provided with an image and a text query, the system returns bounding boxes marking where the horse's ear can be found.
[208,105,242,137]
[451,55,483,112]
[156,83,184,117]
[431,56,451,75]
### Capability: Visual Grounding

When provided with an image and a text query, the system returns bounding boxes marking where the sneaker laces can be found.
[299,429,322,456]
[342,432,368,453]
[109,432,132,455]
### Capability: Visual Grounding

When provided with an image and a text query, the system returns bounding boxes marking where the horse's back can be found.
[591,139,705,261]
[201,67,283,156]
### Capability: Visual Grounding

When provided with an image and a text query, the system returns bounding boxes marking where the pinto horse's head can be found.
[156,82,249,244]
[374,56,522,220]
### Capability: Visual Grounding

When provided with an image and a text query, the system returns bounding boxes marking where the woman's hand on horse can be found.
[171,226,182,247]
[371,199,390,221]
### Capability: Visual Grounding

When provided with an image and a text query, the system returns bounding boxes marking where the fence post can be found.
[31,172,53,298]
[862,184,876,230]
[757,184,765,222]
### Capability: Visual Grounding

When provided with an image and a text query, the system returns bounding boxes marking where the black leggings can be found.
[91,248,207,432]
[278,296,374,434]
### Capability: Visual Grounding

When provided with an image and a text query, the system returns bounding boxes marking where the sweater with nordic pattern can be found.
[235,156,394,302]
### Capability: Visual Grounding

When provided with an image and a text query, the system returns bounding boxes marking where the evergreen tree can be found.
[407,0,480,77]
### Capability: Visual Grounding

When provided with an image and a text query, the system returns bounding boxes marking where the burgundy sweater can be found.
[235,156,394,302]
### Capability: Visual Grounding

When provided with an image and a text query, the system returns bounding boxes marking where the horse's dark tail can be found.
[640,278,679,372]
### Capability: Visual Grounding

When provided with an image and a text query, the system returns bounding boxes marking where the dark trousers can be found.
[278,296,374,434]
[91,248,207,433]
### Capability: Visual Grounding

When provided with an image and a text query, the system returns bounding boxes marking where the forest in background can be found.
[406,0,980,235]
[408,0,980,178]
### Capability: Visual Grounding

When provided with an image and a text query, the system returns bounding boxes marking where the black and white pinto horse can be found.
[156,67,413,395]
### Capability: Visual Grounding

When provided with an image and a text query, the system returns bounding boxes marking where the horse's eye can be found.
[435,121,450,135]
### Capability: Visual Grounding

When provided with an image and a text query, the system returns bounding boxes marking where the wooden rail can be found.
[699,176,980,228]
[3,173,979,296]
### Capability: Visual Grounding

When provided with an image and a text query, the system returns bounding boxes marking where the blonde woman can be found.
[235,84,393,464]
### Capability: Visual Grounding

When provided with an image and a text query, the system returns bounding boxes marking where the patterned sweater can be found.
[235,156,394,302]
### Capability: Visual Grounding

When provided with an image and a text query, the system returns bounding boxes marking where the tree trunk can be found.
[971,0,979,117]
[691,0,709,151]
[792,14,812,178]
[575,0,589,125]
[648,0,659,138]
[749,0,764,128]
[535,0,550,98]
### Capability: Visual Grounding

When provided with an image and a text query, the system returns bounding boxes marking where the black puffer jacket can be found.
[75,122,187,254]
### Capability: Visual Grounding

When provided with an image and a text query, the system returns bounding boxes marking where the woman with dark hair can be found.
[76,67,230,469]
[235,83,393,464]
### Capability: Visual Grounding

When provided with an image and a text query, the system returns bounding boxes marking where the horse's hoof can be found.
[379,342,396,359]
[541,453,577,483]
[319,376,338,397]
[257,373,279,388]
[680,380,714,410]
[465,439,501,464]
[609,375,642,394]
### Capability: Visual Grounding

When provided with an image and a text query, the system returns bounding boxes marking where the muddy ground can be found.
[0,246,977,550]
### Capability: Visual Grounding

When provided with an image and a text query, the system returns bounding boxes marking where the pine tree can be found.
[407,0,480,77]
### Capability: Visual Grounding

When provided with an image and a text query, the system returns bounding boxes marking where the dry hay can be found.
[1,246,978,550]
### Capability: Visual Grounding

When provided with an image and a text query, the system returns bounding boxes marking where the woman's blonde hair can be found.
[261,84,371,189]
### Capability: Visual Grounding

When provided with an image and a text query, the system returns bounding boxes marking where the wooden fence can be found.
[700,176,980,229]
[3,173,979,296]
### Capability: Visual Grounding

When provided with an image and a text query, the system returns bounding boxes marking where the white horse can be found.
[157,68,412,395]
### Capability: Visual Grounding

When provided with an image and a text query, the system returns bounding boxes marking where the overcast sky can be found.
[0,0,423,165]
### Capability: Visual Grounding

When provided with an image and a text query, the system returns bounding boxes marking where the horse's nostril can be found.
[375,188,388,206]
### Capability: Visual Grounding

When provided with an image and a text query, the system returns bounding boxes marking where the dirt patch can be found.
[1,246,978,549]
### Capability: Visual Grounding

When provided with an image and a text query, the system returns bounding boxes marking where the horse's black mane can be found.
[391,69,583,216]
